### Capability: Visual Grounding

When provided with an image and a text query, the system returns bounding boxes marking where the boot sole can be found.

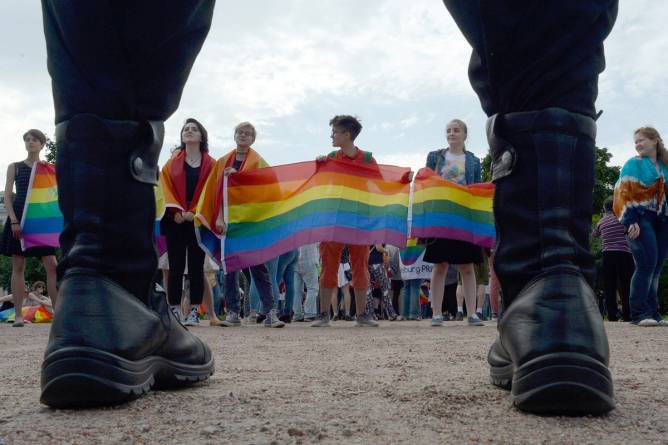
[41,347,214,408]
[492,352,614,415]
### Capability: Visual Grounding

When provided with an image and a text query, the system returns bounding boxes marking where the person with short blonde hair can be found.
[200,122,284,328]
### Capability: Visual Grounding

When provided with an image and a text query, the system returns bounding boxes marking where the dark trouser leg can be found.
[40,0,215,408]
[602,252,619,321]
[185,225,205,305]
[249,264,276,315]
[443,0,618,415]
[618,252,634,321]
[41,0,216,122]
[223,272,241,314]
[443,283,457,317]
[166,222,188,306]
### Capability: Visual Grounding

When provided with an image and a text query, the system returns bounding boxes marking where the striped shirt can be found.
[592,213,630,253]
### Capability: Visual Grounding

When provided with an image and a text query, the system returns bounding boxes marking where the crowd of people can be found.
[4,119,666,329]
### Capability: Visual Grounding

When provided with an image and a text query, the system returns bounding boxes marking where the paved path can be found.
[0,320,666,444]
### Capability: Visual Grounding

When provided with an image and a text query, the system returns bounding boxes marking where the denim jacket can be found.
[425,148,481,185]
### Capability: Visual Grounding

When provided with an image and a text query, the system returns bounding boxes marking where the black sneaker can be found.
[455,311,464,321]
[256,314,267,324]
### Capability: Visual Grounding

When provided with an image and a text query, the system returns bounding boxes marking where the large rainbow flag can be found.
[20,162,63,250]
[411,167,495,248]
[197,159,411,272]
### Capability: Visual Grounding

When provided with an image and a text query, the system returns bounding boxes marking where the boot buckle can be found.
[130,121,164,185]
[486,114,516,182]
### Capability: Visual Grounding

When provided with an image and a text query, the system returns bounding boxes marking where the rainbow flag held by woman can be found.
[411,167,495,248]
[20,162,63,250]
[198,159,411,272]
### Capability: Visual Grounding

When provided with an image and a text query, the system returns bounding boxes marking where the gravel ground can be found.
[0,320,666,445]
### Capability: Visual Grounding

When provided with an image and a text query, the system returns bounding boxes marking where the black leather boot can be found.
[486,108,614,415]
[40,114,214,408]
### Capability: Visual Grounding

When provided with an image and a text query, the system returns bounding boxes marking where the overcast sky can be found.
[1,1,666,186]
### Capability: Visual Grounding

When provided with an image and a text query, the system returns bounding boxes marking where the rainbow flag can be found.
[198,159,411,272]
[0,305,53,323]
[399,238,425,266]
[154,183,168,256]
[20,162,63,250]
[419,284,430,305]
[411,167,495,248]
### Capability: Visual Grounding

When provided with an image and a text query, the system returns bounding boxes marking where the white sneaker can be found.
[356,314,379,327]
[264,309,285,328]
[311,313,331,327]
[183,307,200,326]
[658,319,668,326]
[638,318,658,327]
[431,315,444,327]
[220,311,241,327]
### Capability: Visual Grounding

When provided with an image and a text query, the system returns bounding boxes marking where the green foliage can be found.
[593,146,620,214]
[659,264,668,314]
[481,153,492,182]
[44,138,57,164]
[0,256,10,290]
[0,255,51,292]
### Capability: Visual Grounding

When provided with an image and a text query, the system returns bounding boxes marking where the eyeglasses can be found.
[236,130,254,137]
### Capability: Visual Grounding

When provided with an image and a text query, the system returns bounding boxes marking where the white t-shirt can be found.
[440,152,466,185]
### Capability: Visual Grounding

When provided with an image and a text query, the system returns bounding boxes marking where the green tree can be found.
[481,153,492,182]
[593,146,620,214]
[44,138,57,164]
[0,256,49,293]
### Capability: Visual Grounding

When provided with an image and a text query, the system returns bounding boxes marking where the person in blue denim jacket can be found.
[423,119,484,327]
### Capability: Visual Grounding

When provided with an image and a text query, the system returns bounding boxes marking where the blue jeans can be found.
[293,262,319,319]
[250,257,278,313]
[225,263,274,315]
[276,250,298,316]
[211,283,222,317]
[628,214,668,322]
[400,279,421,319]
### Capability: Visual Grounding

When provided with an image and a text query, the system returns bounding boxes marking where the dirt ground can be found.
[0,320,666,445]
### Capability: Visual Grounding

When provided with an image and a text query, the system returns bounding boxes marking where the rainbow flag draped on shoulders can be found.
[195,148,270,265]
[198,158,411,272]
[411,167,495,248]
[20,162,63,250]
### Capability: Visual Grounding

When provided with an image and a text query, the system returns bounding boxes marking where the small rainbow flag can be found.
[419,283,430,305]
[399,238,425,266]
[198,159,411,272]
[20,162,63,250]
[0,305,53,323]
[411,167,495,248]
